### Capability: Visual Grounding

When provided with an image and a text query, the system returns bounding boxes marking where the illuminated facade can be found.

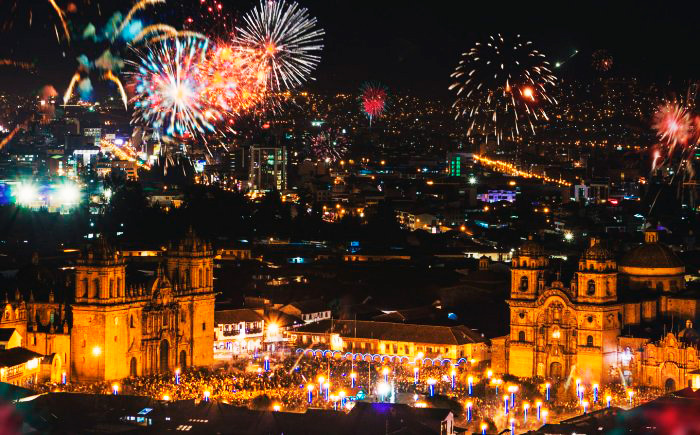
[71,229,215,381]
[493,229,700,390]
[249,146,287,191]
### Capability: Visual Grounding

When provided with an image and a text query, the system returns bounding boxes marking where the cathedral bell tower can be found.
[574,237,617,304]
[71,237,129,382]
[510,236,549,300]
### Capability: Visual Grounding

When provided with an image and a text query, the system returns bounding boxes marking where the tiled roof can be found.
[295,319,487,345]
[214,309,263,324]
[0,347,42,368]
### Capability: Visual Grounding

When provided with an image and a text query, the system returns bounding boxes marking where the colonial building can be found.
[71,229,216,381]
[492,229,700,391]
[289,319,490,363]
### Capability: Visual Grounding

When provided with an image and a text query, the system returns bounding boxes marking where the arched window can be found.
[586,335,594,347]
[117,277,122,297]
[522,260,528,268]
[130,358,137,377]
[587,279,595,296]
[520,276,529,292]
[109,279,114,298]
[179,350,187,369]
[518,331,526,342]
[92,279,100,298]
[199,268,203,287]
[656,282,664,292]
[130,315,135,328]
[81,278,88,298]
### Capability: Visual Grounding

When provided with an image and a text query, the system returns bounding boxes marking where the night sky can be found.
[0,0,699,98]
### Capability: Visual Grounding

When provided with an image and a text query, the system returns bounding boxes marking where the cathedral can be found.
[0,228,215,382]
[492,229,700,391]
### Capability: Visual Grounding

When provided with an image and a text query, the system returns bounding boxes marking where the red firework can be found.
[359,82,388,124]
[653,103,693,149]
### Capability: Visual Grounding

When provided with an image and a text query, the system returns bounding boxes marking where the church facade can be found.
[0,229,216,384]
[492,229,700,391]
[70,229,216,381]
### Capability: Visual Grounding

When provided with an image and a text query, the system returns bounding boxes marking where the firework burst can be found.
[199,44,270,120]
[449,34,557,144]
[653,102,693,151]
[310,128,349,163]
[128,36,219,137]
[237,0,324,91]
[592,49,613,72]
[359,82,388,126]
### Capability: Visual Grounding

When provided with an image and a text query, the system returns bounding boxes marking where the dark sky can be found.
[0,0,699,97]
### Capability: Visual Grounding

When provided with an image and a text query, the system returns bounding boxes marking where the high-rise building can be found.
[249,146,287,191]
[446,152,474,178]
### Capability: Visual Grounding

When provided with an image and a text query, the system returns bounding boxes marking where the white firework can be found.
[237,0,325,91]
[449,34,558,144]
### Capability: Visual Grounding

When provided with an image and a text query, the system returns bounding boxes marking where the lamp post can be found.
[545,382,551,401]
[510,418,515,434]
[427,378,436,397]
[523,402,529,422]
[480,423,487,435]
[508,385,518,408]
[413,367,419,385]
[307,385,314,404]
[350,372,357,388]
[203,390,210,402]
[606,395,612,408]
[92,346,101,380]
[542,410,548,424]
[627,389,634,407]
[466,401,472,422]
[383,367,389,383]
[451,369,456,390]
[582,400,589,414]
[593,383,599,404]
[112,383,119,395]
[536,401,542,421]
[503,394,509,415]
[175,368,180,385]
[468,376,473,396]
[318,376,325,393]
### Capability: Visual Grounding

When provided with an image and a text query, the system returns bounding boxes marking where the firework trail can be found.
[47,0,70,42]
[449,34,557,144]
[113,0,166,41]
[237,0,324,91]
[0,59,36,72]
[63,72,82,104]
[104,70,128,110]
[359,82,388,127]
[132,24,178,43]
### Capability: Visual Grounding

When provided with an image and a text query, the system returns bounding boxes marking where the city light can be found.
[15,183,37,206]
[57,183,80,206]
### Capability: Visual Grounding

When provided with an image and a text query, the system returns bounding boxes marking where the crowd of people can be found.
[36,354,664,431]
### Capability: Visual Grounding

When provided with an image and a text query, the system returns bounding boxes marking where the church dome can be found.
[518,236,545,257]
[619,230,683,270]
[582,242,614,261]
